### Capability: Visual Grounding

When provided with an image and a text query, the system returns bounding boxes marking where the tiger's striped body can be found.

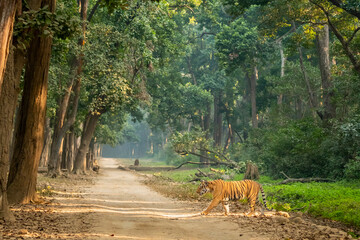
[196,179,270,216]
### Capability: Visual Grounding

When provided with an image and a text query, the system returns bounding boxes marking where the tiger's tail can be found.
[260,185,272,211]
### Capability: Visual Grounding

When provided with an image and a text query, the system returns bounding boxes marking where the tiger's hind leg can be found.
[221,200,230,215]
[255,198,265,216]
[246,198,256,216]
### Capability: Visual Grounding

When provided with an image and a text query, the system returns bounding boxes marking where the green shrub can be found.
[264,182,360,229]
[236,118,356,179]
[344,158,360,180]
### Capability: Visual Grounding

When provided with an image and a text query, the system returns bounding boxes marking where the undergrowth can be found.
[264,181,360,230]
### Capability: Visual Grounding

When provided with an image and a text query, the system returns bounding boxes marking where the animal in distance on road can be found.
[196,179,271,216]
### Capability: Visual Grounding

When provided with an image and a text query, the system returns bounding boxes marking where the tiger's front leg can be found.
[221,200,230,215]
[201,199,220,215]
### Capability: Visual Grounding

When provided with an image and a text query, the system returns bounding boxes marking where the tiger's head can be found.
[196,180,210,196]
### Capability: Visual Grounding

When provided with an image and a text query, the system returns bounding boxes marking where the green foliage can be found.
[344,158,360,180]
[155,143,184,165]
[159,169,207,182]
[265,181,360,229]
[221,0,270,17]
[171,129,212,155]
[95,112,128,146]
[216,17,259,72]
[14,2,80,50]
[179,83,213,116]
[237,119,343,178]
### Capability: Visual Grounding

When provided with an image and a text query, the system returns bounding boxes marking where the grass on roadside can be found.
[264,181,360,230]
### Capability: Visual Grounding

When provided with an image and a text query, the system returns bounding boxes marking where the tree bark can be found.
[243,162,260,180]
[0,0,19,92]
[223,122,233,152]
[39,117,52,167]
[73,111,101,174]
[213,92,222,147]
[278,41,286,105]
[86,138,95,170]
[200,102,211,165]
[48,77,81,174]
[0,43,26,219]
[298,46,317,109]
[66,130,75,172]
[61,133,69,170]
[7,0,56,204]
[0,48,21,222]
[249,66,258,128]
[316,25,336,121]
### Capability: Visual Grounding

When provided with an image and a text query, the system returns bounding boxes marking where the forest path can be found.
[83,158,267,240]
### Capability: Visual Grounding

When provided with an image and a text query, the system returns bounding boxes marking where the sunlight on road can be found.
[18,231,151,239]
[13,206,202,218]
[53,196,172,204]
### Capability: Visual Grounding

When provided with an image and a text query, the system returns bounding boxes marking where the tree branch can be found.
[198,32,216,38]
[169,4,194,13]
[87,0,101,22]
[348,26,360,44]
[310,0,360,74]
[326,0,360,20]
[178,150,222,163]
[273,24,297,44]
[278,177,336,185]
[170,161,218,170]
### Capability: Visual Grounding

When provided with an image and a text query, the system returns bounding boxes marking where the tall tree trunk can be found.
[73,111,102,174]
[39,117,52,167]
[250,66,258,128]
[94,143,101,159]
[86,139,95,171]
[316,24,336,122]
[7,0,56,204]
[298,46,317,110]
[0,48,21,222]
[213,92,223,147]
[200,103,211,165]
[66,130,75,172]
[48,0,87,174]
[295,98,303,119]
[0,43,26,219]
[278,41,286,105]
[204,103,211,134]
[223,122,233,152]
[48,78,81,174]
[61,134,68,170]
[0,0,19,91]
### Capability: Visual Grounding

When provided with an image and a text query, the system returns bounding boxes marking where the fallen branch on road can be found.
[277,171,336,185]
[170,161,217,170]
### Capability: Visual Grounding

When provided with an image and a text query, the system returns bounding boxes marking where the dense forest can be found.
[0,0,359,223]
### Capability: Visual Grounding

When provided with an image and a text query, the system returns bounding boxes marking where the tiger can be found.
[196,179,271,216]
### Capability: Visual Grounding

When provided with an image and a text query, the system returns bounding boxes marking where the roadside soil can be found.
[1,158,355,240]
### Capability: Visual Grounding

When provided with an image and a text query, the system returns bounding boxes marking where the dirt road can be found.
[2,158,354,239]
[84,158,267,240]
